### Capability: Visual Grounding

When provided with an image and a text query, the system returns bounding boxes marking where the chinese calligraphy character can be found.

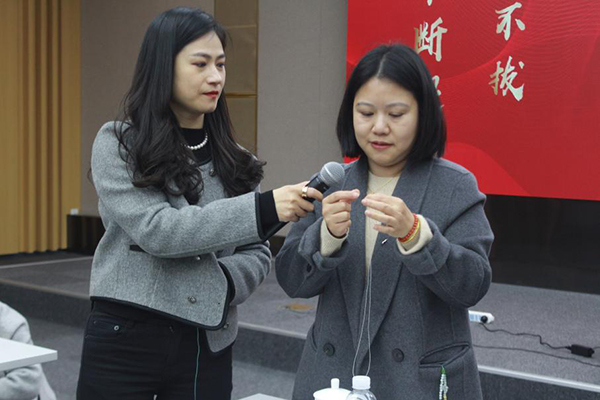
[496,2,526,41]
[489,56,525,101]
[432,75,442,96]
[415,18,448,62]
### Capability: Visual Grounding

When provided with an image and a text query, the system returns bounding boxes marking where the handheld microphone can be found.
[264,162,345,239]
[303,162,346,203]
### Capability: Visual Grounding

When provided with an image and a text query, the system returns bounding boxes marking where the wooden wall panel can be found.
[215,0,259,154]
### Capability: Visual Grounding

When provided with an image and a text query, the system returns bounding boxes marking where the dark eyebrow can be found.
[355,102,374,107]
[189,52,226,60]
[385,102,410,108]
[355,101,410,108]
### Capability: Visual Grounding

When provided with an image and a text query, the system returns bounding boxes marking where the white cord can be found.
[352,264,373,376]
[366,263,372,376]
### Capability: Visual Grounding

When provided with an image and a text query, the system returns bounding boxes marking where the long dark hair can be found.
[337,43,446,162]
[115,7,264,204]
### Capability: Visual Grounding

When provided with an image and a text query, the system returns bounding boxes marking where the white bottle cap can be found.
[352,375,370,390]
[313,378,350,400]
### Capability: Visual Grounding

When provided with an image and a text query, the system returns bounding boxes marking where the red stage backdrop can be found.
[347,0,600,201]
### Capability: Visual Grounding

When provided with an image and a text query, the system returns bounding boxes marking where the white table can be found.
[0,337,57,371]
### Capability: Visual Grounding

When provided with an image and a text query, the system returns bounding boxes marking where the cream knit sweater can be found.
[320,172,433,270]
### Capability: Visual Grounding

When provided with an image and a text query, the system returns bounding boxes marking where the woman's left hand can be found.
[362,194,414,238]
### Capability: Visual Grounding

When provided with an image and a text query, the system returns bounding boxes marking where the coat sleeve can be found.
[275,201,350,299]
[217,181,273,306]
[91,123,262,258]
[401,172,494,308]
[218,241,271,307]
[0,311,42,400]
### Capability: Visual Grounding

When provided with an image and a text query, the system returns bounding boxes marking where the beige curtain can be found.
[0,0,81,255]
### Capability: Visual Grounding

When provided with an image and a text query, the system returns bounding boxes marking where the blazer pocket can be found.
[418,342,472,400]
[419,342,471,368]
[129,244,145,253]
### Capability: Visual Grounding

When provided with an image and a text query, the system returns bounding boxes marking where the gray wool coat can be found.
[90,122,271,352]
[276,156,493,400]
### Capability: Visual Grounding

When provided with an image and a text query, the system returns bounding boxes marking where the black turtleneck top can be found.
[181,127,279,237]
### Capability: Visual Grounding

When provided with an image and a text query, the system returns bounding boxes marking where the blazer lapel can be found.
[356,160,434,365]
[337,158,369,350]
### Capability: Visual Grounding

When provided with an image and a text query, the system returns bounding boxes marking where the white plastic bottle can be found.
[345,376,376,400]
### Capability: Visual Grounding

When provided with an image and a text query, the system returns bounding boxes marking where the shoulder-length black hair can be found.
[336,43,446,162]
[115,7,264,204]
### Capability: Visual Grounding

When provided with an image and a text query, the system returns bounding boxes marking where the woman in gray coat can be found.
[76,7,320,400]
[276,44,494,400]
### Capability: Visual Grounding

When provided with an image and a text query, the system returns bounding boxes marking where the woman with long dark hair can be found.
[76,7,320,399]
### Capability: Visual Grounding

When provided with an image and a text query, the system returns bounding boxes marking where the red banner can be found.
[348,0,600,200]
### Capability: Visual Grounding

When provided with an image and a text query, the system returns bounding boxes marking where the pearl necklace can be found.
[185,133,208,151]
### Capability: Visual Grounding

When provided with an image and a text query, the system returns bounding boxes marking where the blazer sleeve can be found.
[275,201,350,299]
[218,242,271,307]
[217,185,272,307]
[91,123,262,258]
[401,172,494,308]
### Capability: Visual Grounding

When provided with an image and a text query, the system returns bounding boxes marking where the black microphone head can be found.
[319,162,345,187]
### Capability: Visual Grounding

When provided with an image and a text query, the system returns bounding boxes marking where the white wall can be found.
[257,0,347,194]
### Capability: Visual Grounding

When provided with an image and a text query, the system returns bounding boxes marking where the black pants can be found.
[76,301,232,400]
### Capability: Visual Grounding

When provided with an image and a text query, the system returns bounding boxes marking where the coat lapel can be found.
[337,158,369,350]
[355,159,435,366]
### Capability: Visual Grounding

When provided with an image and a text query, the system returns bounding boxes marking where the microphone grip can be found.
[263,176,329,240]
[305,177,329,203]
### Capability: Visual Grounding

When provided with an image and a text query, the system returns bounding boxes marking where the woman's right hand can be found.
[322,189,360,238]
[273,182,324,222]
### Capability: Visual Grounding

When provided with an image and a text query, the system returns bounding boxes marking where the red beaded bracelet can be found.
[398,213,419,243]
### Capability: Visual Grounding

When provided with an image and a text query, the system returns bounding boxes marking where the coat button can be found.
[209,168,216,176]
[113,325,120,331]
[392,348,404,362]
[223,322,230,330]
[188,296,197,304]
[195,255,201,261]
[323,343,335,357]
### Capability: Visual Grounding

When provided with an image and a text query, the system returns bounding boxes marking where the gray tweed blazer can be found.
[90,122,271,352]
[276,156,493,400]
